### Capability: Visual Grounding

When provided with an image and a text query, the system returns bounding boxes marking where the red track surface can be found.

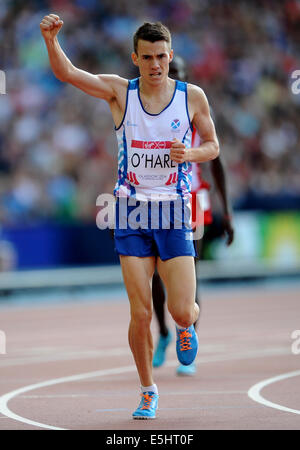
[0,284,299,430]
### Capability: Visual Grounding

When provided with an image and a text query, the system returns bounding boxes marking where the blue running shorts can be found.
[114,198,196,261]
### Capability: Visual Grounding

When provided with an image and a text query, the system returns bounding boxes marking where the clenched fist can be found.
[170,138,186,164]
[40,14,63,39]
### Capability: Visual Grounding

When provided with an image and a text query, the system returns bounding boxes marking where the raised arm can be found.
[40,14,127,102]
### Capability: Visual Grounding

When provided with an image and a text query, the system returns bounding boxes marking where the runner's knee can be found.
[130,301,152,329]
[168,301,195,328]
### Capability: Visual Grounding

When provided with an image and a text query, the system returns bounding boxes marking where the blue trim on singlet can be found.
[176,106,193,198]
[176,162,191,197]
[176,163,190,197]
[176,163,183,198]
[176,80,193,133]
[114,78,140,131]
[115,81,130,131]
[114,127,136,197]
[176,80,185,91]
[124,128,136,197]
[184,82,193,133]
[137,78,178,116]
[182,126,190,144]
[114,128,127,196]
[122,128,128,181]
[123,128,136,197]
[128,77,139,90]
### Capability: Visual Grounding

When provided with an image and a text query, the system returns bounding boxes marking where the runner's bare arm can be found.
[188,85,219,162]
[40,14,127,102]
[170,85,219,164]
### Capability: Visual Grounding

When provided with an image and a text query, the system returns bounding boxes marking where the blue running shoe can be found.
[132,392,159,420]
[175,325,198,366]
[153,331,172,368]
[176,362,196,376]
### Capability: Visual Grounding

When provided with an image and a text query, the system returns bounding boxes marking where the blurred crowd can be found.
[1,0,300,225]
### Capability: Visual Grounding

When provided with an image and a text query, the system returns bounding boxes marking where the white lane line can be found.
[20,394,92,399]
[0,347,131,367]
[248,370,300,415]
[0,343,231,368]
[0,365,136,430]
[96,405,257,412]
[0,345,292,430]
[19,390,246,399]
[0,343,287,369]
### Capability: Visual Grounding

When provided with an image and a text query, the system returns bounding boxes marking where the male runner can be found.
[152,57,234,376]
[40,16,219,419]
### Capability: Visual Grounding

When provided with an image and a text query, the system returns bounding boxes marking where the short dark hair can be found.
[133,22,171,54]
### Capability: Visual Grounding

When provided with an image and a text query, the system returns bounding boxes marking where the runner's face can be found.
[132,39,173,85]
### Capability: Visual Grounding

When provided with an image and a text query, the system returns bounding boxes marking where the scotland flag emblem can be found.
[171,119,180,130]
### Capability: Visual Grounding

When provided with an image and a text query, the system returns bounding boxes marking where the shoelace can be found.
[140,393,154,410]
[179,329,192,351]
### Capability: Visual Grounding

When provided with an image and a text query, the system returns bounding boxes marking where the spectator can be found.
[0,0,300,225]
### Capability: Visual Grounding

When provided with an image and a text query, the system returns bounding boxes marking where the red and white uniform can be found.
[190,129,213,227]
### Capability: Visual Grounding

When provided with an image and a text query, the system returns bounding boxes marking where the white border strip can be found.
[0,365,136,430]
[0,261,299,290]
[248,370,300,415]
[0,347,293,430]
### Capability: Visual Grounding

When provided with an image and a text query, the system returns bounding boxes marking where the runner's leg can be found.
[120,255,156,387]
[152,270,168,337]
[193,237,203,331]
[152,270,173,368]
[157,255,199,328]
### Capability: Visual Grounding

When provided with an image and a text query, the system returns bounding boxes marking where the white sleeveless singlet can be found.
[114,78,193,201]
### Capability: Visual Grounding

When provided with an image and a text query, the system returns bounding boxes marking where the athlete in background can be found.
[152,56,234,376]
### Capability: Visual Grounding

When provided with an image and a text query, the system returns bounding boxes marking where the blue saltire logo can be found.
[171,119,180,130]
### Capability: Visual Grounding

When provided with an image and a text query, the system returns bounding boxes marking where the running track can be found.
[0,281,299,430]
